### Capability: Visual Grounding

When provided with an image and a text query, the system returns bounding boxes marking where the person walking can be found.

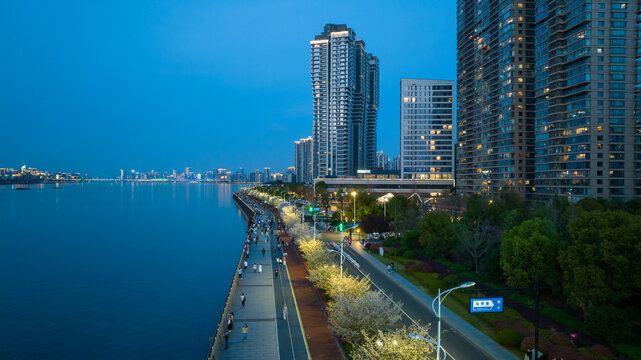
[244,260,248,270]
[262,248,266,257]
[238,267,243,279]
[283,304,288,321]
[227,315,233,331]
[241,293,246,307]
[258,264,262,273]
[224,330,230,349]
[253,263,257,273]
[274,268,279,278]
[241,324,248,343]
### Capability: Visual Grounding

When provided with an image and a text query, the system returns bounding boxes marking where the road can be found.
[321,232,495,360]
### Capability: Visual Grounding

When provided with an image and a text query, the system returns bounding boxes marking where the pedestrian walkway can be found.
[220,216,278,359]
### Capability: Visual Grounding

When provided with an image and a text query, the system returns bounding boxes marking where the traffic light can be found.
[338,222,344,232]
[307,206,314,213]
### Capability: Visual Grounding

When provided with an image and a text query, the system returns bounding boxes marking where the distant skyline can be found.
[0,1,456,176]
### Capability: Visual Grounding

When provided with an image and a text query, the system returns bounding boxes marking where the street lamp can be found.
[384,197,389,219]
[432,281,475,360]
[351,191,357,236]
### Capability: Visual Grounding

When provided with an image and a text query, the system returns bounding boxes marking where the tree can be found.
[500,218,560,289]
[328,291,402,343]
[559,210,641,314]
[298,238,331,269]
[308,264,341,291]
[454,219,501,275]
[351,325,435,360]
[418,211,455,259]
[360,214,390,234]
[326,274,371,300]
[315,181,330,211]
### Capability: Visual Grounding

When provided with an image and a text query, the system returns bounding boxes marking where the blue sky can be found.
[0,0,456,176]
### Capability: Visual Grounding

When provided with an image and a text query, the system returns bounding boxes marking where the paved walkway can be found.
[220,208,309,360]
[329,234,518,360]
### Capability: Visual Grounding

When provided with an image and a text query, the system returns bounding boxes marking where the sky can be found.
[0,0,456,176]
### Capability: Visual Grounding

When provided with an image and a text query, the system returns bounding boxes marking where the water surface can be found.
[0,183,246,359]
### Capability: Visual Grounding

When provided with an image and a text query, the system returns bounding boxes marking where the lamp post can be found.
[384,197,388,219]
[351,191,357,236]
[432,281,475,360]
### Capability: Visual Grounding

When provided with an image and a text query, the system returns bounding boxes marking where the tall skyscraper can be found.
[311,24,379,178]
[295,136,313,183]
[263,167,271,183]
[457,0,536,195]
[376,150,390,169]
[400,79,455,180]
[534,0,641,201]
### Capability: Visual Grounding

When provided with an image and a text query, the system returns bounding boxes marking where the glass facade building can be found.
[534,0,641,201]
[400,79,455,180]
[457,0,537,196]
[311,24,379,178]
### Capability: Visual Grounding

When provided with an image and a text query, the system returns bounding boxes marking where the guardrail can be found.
[206,194,255,360]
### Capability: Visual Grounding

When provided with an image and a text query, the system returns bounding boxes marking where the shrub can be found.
[420,263,434,273]
[404,260,416,269]
[428,279,448,294]
[403,250,416,259]
[407,262,423,272]
[548,332,571,346]
[382,238,394,247]
[386,248,398,257]
[520,336,552,353]
[496,329,522,347]
[589,344,614,359]
[584,305,632,343]
[441,274,460,287]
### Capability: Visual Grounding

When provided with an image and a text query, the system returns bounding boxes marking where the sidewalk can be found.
[220,230,278,359]
[350,240,518,360]
[283,241,345,360]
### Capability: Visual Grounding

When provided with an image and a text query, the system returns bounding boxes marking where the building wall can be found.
[311,24,378,178]
[534,0,641,201]
[400,79,455,180]
[457,0,536,196]
[295,137,313,184]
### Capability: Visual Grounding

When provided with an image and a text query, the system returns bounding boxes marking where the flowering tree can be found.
[351,325,436,360]
[326,274,371,300]
[328,291,402,343]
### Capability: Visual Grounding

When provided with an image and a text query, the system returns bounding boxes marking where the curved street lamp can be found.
[430,281,476,360]
[351,191,357,238]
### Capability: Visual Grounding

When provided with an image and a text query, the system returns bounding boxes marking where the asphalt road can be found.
[322,233,494,360]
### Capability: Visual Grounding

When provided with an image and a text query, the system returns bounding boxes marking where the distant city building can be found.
[185,167,192,176]
[263,167,271,183]
[457,0,535,196]
[311,23,379,178]
[400,79,454,180]
[376,151,390,170]
[295,136,313,183]
[391,155,401,171]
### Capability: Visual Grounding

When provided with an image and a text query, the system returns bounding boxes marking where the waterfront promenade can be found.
[219,197,308,360]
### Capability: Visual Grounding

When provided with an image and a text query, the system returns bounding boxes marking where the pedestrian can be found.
[244,260,248,270]
[262,248,266,257]
[273,247,276,255]
[242,324,248,343]
[253,263,257,273]
[238,267,243,279]
[241,293,246,307]
[224,330,230,349]
[227,314,233,331]
[283,304,288,320]
[275,268,279,278]
[283,253,287,266]
[258,264,262,273]
[387,263,392,275]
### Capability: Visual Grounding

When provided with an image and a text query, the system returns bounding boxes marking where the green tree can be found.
[500,218,560,289]
[559,210,641,314]
[418,211,455,259]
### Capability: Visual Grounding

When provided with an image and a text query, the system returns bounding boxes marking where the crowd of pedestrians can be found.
[223,193,291,351]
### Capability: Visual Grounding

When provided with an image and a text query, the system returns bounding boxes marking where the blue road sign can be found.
[469,297,504,313]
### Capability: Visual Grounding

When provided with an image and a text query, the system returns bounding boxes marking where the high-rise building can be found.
[263,167,271,183]
[400,79,455,180]
[295,136,313,183]
[376,150,390,169]
[533,0,641,201]
[311,24,379,178]
[457,0,536,195]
